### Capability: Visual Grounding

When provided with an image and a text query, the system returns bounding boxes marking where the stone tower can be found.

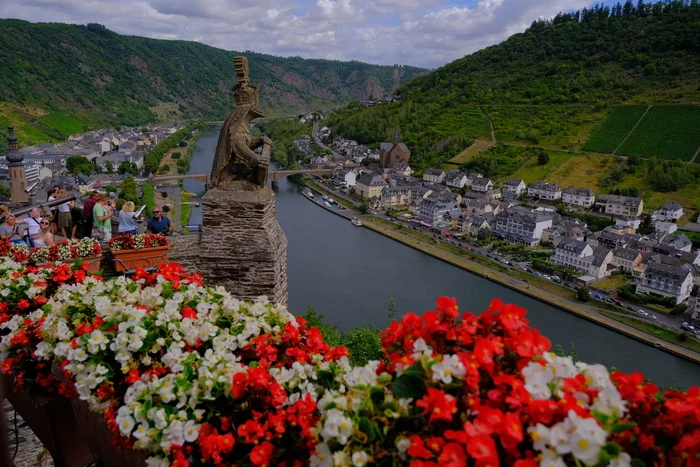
[6,125,28,203]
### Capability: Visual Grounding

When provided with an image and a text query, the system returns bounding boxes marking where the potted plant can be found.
[108,233,170,272]
[0,259,93,467]
[0,240,29,263]
[27,238,103,274]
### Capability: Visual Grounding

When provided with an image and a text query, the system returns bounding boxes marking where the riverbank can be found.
[302,179,700,364]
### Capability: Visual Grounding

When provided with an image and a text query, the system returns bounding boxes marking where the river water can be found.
[186,127,700,388]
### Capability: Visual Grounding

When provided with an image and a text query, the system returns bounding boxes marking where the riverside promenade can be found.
[301,182,700,365]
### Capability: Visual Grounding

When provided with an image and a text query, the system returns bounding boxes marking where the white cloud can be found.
[0,0,595,68]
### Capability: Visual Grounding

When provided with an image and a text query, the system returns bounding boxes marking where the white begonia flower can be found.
[310,443,333,467]
[528,423,552,452]
[543,353,578,379]
[332,451,350,467]
[608,452,632,467]
[591,385,627,417]
[154,409,168,430]
[522,362,555,400]
[132,423,149,440]
[321,409,354,445]
[431,354,466,384]
[568,411,608,466]
[540,451,567,467]
[183,420,200,443]
[145,456,170,467]
[549,418,574,455]
[351,450,369,467]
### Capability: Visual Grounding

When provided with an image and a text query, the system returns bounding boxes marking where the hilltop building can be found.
[379,131,410,168]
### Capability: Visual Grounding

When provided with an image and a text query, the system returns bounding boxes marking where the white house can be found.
[465,172,483,187]
[335,169,357,188]
[552,238,613,280]
[458,215,490,237]
[493,207,553,246]
[596,195,644,218]
[656,201,684,222]
[528,181,562,201]
[562,187,595,208]
[636,263,694,305]
[355,172,387,199]
[503,179,527,197]
[471,178,493,193]
[444,170,468,189]
[423,169,445,184]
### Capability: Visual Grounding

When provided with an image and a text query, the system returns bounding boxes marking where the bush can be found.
[671,303,688,316]
[577,287,591,302]
[537,151,550,165]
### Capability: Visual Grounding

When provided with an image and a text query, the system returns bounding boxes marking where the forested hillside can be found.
[0,20,425,143]
[328,1,700,169]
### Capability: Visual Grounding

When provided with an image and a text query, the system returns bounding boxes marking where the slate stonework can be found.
[169,187,288,306]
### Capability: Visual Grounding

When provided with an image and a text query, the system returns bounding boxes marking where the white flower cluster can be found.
[74,237,100,257]
[523,353,629,466]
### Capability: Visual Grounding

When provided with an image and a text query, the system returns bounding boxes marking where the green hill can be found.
[0,20,426,145]
[327,1,700,168]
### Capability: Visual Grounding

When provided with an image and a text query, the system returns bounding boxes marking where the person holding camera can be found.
[118,201,142,235]
[92,193,114,241]
[0,215,26,245]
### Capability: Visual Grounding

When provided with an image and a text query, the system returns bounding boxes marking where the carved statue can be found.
[210,56,273,190]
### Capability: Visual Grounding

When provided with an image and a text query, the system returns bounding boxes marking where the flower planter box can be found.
[111,246,170,272]
[65,254,103,274]
[69,397,147,467]
[1,373,93,467]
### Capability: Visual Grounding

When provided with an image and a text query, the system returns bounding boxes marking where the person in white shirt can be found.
[47,185,60,235]
[16,208,43,247]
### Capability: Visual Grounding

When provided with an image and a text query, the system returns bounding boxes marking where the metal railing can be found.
[1,195,77,223]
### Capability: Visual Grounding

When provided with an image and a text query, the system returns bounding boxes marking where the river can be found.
[186,126,700,388]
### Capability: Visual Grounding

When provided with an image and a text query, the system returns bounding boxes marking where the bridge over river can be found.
[268,168,335,186]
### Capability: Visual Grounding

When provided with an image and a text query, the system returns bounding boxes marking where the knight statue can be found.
[210,56,273,190]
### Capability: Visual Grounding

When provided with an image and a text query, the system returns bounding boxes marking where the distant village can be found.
[300,127,700,326]
[0,123,187,202]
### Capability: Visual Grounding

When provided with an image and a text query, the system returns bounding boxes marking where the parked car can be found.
[626,305,636,312]
[543,275,552,280]
[681,322,695,331]
[552,277,562,283]
[649,314,658,321]
[594,294,604,300]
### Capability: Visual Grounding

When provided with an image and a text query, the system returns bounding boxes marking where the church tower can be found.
[6,125,28,202]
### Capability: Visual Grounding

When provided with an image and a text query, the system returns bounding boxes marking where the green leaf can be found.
[402,362,426,378]
[603,442,622,457]
[248,361,259,368]
[392,373,426,399]
[592,411,609,425]
[358,417,376,442]
[370,386,384,405]
[611,422,637,433]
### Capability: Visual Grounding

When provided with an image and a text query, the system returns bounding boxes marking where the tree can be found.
[105,185,117,194]
[358,204,369,214]
[119,176,139,204]
[79,164,94,176]
[477,227,492,241]
[537,152,550,166]
[671,303,688,316]
[638,213,653,235]
[66,155,92,174]
[577,287,591,302]
[118,161,137,175]
[105,161,114,173]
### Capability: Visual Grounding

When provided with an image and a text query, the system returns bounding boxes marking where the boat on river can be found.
[324,201,331,207]
[351,217,362,227]
[302,189,315,200]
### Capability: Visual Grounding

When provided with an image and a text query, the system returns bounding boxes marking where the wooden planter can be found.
[0,372,93,467]
[69,397,147,467]
[111,246,170,272]
[70,254,103,274]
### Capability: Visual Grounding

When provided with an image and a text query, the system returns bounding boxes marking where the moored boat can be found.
[351,217,362,227]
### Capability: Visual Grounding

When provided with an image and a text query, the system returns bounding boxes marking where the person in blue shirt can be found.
[146,207,172,235]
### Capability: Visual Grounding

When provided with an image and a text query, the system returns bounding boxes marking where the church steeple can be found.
[393,129,399,145]
[6,124,28,202]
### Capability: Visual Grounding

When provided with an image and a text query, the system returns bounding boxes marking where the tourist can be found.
[92,193,114,241]
[71,203,83,239]
[147,206,172,235]
[56,189,73,238]
[47,186,60,234]
[32,219,54,247]
[16,208,43,247]
[0,215,26,245]
[118,201,140,235]
[82,191,99,237]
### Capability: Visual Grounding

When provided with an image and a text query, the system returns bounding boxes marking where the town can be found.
[293,124,700,336]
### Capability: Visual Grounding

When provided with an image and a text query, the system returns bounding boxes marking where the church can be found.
[379,131,410,169]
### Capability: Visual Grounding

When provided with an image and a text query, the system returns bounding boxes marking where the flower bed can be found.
[0,260,698,466]
[109,233,170,272]
[0,240,29,263]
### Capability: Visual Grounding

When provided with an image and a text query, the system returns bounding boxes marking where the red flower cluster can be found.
[0,262,94,396]
[109,232,169,251]
[0,239,29,262]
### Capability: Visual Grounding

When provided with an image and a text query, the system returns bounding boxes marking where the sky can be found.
[1,0,609,69]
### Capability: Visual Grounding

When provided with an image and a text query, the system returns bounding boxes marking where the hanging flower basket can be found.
[1,372,93,467]
[109,233,170,272]
[69,397,148,467]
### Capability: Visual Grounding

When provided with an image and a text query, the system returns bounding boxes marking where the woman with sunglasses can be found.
[32,219,55,247]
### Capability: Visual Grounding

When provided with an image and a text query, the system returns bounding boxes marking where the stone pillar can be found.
[171,187,288,306]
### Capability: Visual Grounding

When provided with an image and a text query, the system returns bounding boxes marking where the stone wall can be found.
[169,187,288,306]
